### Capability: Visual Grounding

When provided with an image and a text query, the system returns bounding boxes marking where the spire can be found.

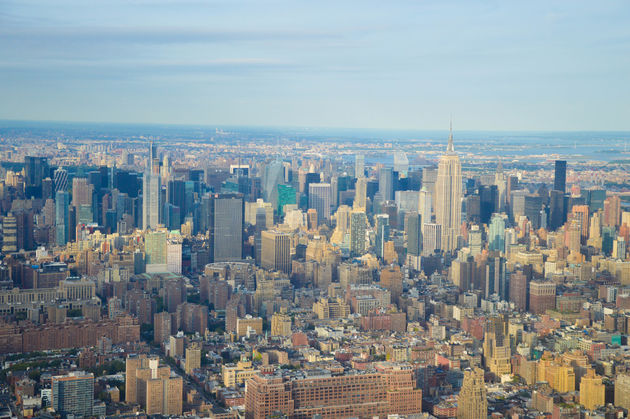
[447,118,454,153]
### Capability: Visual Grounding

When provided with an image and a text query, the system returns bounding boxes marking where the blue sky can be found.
[1,0,629,130]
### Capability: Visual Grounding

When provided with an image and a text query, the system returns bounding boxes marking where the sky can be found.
[0,0,629,131]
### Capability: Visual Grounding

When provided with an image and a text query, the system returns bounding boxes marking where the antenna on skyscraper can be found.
[447,116,454,153]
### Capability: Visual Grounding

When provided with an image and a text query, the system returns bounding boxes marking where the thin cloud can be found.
[0,26,346,44]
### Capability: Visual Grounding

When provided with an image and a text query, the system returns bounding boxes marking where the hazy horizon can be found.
[2,0,630,131]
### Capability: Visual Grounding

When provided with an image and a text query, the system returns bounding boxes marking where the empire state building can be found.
[435,123,462,252]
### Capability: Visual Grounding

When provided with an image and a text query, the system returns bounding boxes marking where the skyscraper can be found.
[457,368,487,419]
[185,343,201,374]
[143,143,161,230]
[355,154,365,179]
[435,124,462,252]
[53,168,68,192]
[145,230,167,273]
[24,156,49,198]
[495,160,507,212]
[554,160,567,192]
[378,167,394,201]
[422,223,442,256]
[209,193,244,262]
[353,177,367,210]
[350,210,367,256]
[55,190,70,246]
[308,183,332,223]
[405,211,422,270]
[263,159,284,211]
[488,213,506,252]
[549,190,566,231]
[125,355,182,415]
[261,230,291,274]
[509,270,528,311]
[375,214,390,259]
[1,213,17,253]
[418,187,432,225]
[393,151,409,175]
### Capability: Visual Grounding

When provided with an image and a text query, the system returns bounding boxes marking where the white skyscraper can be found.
[354,177,367,210]
[494,159,507,212]
[418,187,432,225]
[143,142,160,230]
[435,123,462,252]
[393,151,409,176]
[355,154,365,179]
[422,223,442,256]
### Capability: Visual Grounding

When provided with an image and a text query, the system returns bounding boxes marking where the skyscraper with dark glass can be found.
[209,193,244,262]
[554,160,566,192]
[24,156,49,199]
[55,190,70,246]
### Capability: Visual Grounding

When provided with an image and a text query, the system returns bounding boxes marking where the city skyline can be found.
[2,1,630,418]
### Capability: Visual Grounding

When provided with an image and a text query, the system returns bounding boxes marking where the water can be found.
[1,120,629,163]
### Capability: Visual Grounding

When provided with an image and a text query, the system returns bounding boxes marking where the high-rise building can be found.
[308,183,332,223]
[53,168,68,192]
[350,210,367,256]
[554,160,567,192]
[375,214,390,259]
[270,312,292,336]
[529,281,556,314]
[405,211,422,270]
[418,187,432,224]
[166,236,182,274]
[307,208,318,230]
[153,311,173,344]
[457,368,487,419]
[353,177,367,210]
[495,160,507,212]
[422,223,442,256]
[209,193,244,262]
[125,355,182,415]
[24,156,49,198]
[263,160,284,211]
[261,230,291,274]
[355,154,365,179]
[55,190,70,246]
[277,184,296,215]
[435,124,462,252]
[52,372,95,418]
[143,144,161,230]
[509,270,528,311]
[185,343,201,374]
[1,213,17,253]
[604,195,621,228]
[378,167,394,201]
[524,195,543,230]
[465,225,481,257]
[571,204,590,238]
[422,167,438,200]
[488,213,506,252]
[580,369,605,411]
[145,230,167,272]
[549,190,566,231]
[615,373,630,410]
[586,188,606,212]
[394,151,409,175]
